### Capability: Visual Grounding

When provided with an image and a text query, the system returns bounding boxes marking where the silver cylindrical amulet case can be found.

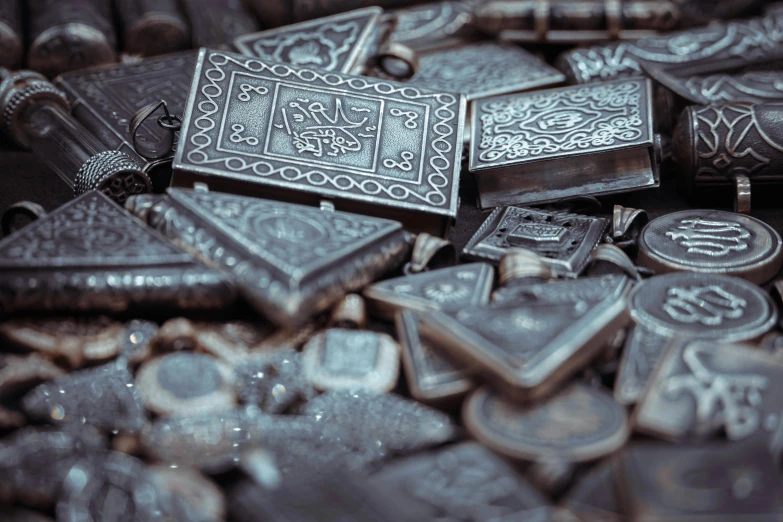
[556,9,783,84]
[115,0,190,57]
[474,0,681,43]
[672,101,783,211]
[27,0,117,78]
[0,0,22,70]
[0,69,151,204]
[181,0,260,48]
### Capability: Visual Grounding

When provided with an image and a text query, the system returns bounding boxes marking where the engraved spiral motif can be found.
[185,52,457,209]
[74,150,151,203]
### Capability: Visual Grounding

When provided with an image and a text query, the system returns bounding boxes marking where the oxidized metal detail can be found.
[614,325,670,406]
[618,443,783,520]
[628,273,777,340]
[130,187,410,327]
[234,8,382,73]
[0,190,236,315]
[659,69,783,105]
[370,442,553,521]
[673,102,783,189]
[174,49,464,220]
[74,150,152,202]
[408,42,565,101]
[302,329,400,393]
[636,338,783,442]
[471,78,650,170]
[463,206,608,277]
[364,262,494,318]
[387,1,476,51]
[557,11,783,84]
[464,384,629,462]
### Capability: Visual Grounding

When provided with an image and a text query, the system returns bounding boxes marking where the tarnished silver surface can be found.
[302,328,400,392]
[27,0,117,78]
[628,273,777,340]
[561,459,621,522]
[0,191,235,315]
[654,69,783,105]
[556,11,783,84]
[418,275,631,400]
[115,0,190,57]
[181,0,259,48]
[0,426,106,507]
[56,52,197,172]
[469,78,657,208]
[387,1,476,51]
[637,210,783,284]
[491,273,632,306]
[463,206,608,277]
[22,360,147,433]
[235,8,383,73]
[407,42,564,101]
[173,49,465,231]
[635,337,783,442]
[136,353,237,417]
[617,272,777,406]
[0,0,22,69]
[617,443,783,521]
[0,316,124,369]
[129,187,410,328]
[365,262,494,318]
[464,384,629,462]
[371,442,553,521]
[57,452,162,522]
[395,310,474,405]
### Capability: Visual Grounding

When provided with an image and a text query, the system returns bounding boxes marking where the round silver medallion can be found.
[463,384,629,462]
[637,209,782,284]
[628,272,777,341]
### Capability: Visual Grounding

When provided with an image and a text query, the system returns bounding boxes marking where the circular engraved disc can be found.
[628,272,777,341]
[463,385,628,462]
[136,352,236,417]
[637,209,783,284]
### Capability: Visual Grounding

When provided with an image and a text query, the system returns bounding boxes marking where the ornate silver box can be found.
[234,8,383,74]
[469,77,659,209]
[174,49,465,235]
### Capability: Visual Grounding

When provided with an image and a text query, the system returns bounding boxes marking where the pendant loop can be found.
[129,99,182,160]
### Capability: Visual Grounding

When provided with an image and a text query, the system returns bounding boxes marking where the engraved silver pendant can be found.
[463,206,608,277]
[364,262,494,318]
[418,274,632,400]
[0,190,236,315]
[469,78,659,209]
[56,51,198,175]
[637,209,783,285]
[617,442,783,521]
[172,49,465,235]
[653,69,783,106]
[135,352,237,417]
[370,442,553,521]
[234,8,384,74]
[406,42,565,101]
[387,1,477,52]
[463,384,629,462]
[128,187,411,328]
[617,272,778,406]
[635,337,783,443]
[302,328,400,393]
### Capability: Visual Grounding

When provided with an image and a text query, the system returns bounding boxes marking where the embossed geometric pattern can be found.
[0,191,190,268]
[234,8,381,73]
[174,49,464,218]
[408,42,564,100]
[470,78,650,170]
[169,188,402,280]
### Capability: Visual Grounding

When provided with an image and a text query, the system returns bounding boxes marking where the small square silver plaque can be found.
[469,78,658,208]
[174,49,465,234]
[233,8,382,73]
[408,42,565,101]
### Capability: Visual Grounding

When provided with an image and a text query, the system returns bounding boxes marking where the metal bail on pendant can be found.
[129,99,182,160]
